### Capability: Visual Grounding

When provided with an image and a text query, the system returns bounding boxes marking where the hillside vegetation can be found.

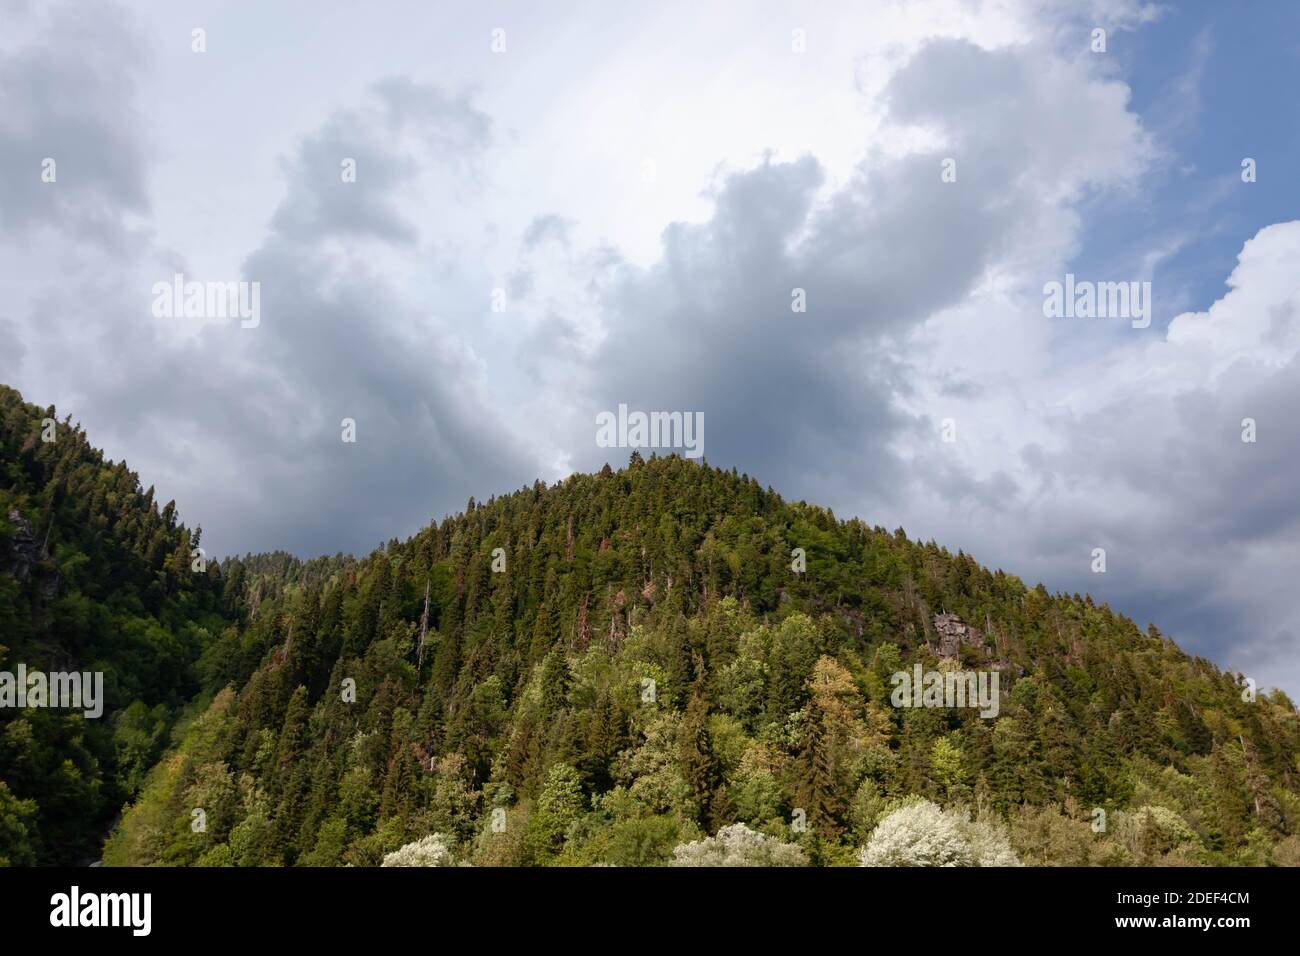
[0,386,227,864]
[2,385,1297,866]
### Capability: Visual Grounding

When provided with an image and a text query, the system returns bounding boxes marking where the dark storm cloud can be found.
[269,79,492,245]
[168,79,533,557]
[576,155,912,505]
[0,2,149,244]
[1,39,536,558]
[1012,347,1300,675]
[561,38,1133,510]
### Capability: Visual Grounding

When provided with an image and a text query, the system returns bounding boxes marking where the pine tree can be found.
[539,648,571,722]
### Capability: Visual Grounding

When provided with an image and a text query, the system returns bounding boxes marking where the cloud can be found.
[2,47,536,557]
[1009,222,1300,689]
[166,79,532,556]
[0,2,149,245]
[521,215,572,252]
[514,36,1154,508]
[2,0,1298,698]
[882,216,1300,694]
[268,79,492,245]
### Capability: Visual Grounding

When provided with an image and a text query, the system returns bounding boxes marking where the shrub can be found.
[858,799,1020,867]
[672,823,807,866]
[381,833,455,867]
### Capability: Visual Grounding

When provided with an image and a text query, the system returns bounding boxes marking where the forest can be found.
[2,384,1298,867]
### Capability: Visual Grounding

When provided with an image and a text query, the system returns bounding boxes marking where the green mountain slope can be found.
[0,386,229,864]
[99,449,1300,867]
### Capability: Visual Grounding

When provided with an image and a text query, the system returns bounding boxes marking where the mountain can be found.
[2,385,1298,867]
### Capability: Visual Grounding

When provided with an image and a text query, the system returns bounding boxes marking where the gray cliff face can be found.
[933,612,979,659]
[5,507,60,598]
[932,612,1023,675]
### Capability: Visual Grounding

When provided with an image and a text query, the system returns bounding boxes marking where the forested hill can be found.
[103,446,1300,866]
[2,383,1297,866]
[0,386,229,864]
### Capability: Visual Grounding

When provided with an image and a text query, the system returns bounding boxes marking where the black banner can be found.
[0,865,1277,943]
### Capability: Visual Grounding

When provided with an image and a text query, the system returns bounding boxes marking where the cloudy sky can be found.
[3,0,1300,695]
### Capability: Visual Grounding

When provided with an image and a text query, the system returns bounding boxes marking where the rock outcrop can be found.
[6,508,43,582]
[933,612,978,659]
[5,508,60,598]
[932,612,1024,673]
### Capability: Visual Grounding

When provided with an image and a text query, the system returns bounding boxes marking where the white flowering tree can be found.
[1113,805,1199,858]
[672,823,808,867]
[381,833,456,867]
[858,800,1019,867]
